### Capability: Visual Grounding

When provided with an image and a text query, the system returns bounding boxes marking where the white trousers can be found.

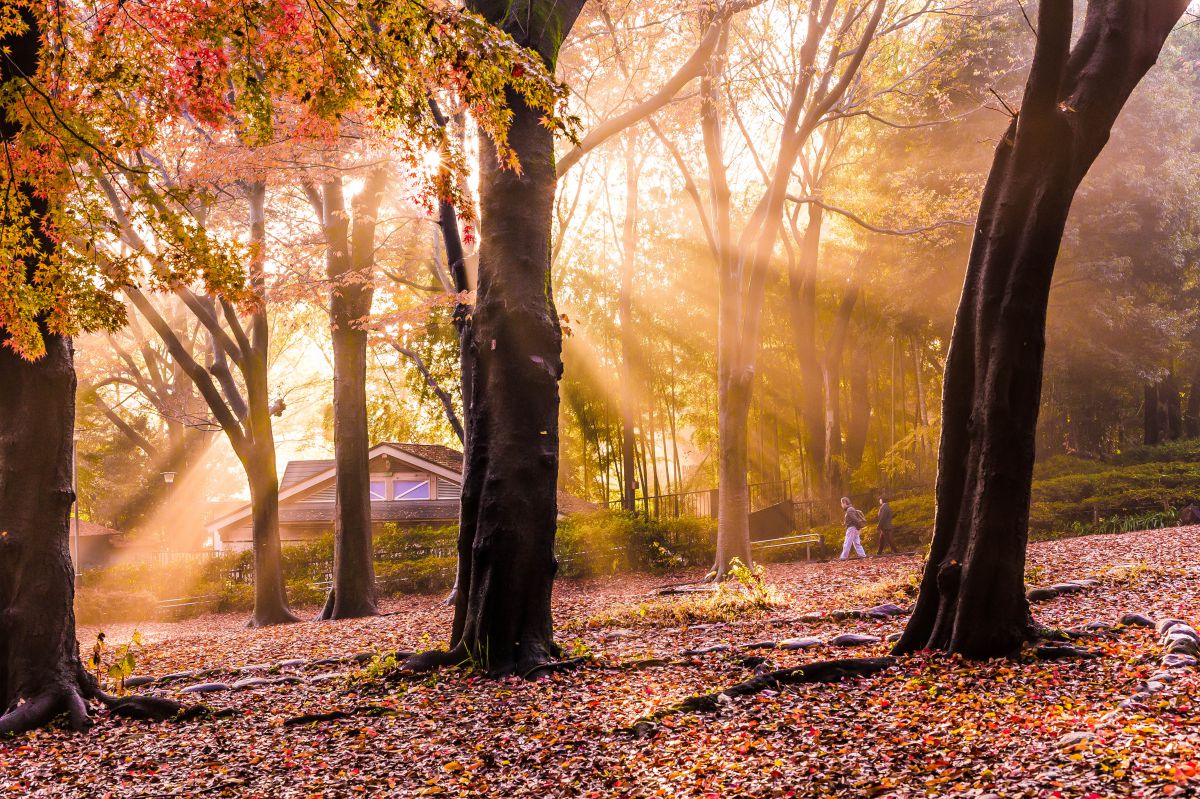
[840,526,865,559]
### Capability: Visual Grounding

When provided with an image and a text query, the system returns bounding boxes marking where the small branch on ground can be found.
[623,656,897,736]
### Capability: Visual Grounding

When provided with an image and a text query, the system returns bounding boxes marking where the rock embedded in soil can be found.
[157,671,195,683]
[1026,587,1059,602]
[867,603,908,618]
[124,676,154,688]
[1165,625,1200,642]
[181,682,230,694]
[1161,653,1198,668]
[741,641,778,650]
[1164,636,1200,656]
[778,637,823,650]
[1156,618,1187,635]
[1058,731,1096,748]
[309,672,349,684]
[1050,583,1086,594]
[1119,613,1155,628]
[830,633,882,647]
[232,677,273,690]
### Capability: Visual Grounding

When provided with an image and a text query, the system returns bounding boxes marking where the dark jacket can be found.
[877,501,894,530]
[844,506,867,529]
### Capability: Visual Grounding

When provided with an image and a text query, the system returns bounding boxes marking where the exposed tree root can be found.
[0,684,92,736]
[246,607,301,629]
[400,647,469,674]
[284,704,400,726]
[523,657,591,680]
[1031,644,1101,661]
[623,656,897,736]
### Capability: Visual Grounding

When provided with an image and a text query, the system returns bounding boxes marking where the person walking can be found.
[875,496,899,555]
[839,497,867,560]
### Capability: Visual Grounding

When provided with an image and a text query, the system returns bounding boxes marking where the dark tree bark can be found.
[0,11,189,734]
[312,170,387,621]
[406,0,587,677]
[0,13,97,735]
[896,0,1187,659]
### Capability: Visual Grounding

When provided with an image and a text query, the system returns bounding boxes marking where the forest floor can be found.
[4,527,1200,798]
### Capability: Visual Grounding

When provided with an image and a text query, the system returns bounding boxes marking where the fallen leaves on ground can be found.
[3,527,1200,797]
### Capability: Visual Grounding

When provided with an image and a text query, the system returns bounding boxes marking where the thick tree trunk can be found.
[896,0,1186,658]
[242,182,297,628]
[409,0,586,677]
[0,333,98,734]
[0,12,95,736]
[320,173,384,621]
[321,321,377,619]
[0,13,187,732]
[714,379,753,574]
[243,445,296,627]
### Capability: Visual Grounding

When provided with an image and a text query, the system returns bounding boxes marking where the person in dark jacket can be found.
[875,496,899,554]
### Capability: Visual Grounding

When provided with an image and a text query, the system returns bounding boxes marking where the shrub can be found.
[556,510,715,577]
[572,558,786,630]
[75,588,159,625]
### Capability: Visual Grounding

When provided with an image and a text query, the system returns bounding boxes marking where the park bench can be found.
[750,532,824,561]
[156,594,221,618]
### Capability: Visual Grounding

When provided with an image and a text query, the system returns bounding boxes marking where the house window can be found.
[369,480,387,501]
[392,479,430,500]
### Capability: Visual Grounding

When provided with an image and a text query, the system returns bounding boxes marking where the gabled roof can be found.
[279,443,464,490]
[209,442,465,536]
[76,520,122,538]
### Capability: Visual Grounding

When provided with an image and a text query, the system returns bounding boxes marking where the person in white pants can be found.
[839,496,867,559]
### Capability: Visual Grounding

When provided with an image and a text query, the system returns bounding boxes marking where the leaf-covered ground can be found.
[4,527,1200,798]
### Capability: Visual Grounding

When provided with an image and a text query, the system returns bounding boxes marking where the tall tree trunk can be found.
[896,0,1187,659]
[1185,368,1200,438]
[790,204,826,489]
[714,379,753,573]
[1144,382,1162,446]
[0,14,94,735]
[408,0,586,677]
[320,171,386,621]
[846,343,871,471]
[0,11,187,733]
[243,182,297,628]
[1164,371,1182,441]
[619,136,640,512]
[0,330,98,734]
[822,284,859,497]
